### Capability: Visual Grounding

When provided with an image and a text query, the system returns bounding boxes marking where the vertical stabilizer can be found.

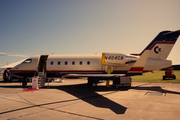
[141,30,180,59]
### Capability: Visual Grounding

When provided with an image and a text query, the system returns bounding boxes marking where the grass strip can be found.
[132,70,180,83]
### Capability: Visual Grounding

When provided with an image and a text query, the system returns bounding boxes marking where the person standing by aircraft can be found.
[9,73,12,83]
[3,70,9,82]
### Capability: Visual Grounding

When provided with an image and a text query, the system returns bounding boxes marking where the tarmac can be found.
[0,77,180,120]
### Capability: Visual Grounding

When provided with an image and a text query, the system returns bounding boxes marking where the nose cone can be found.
[8,56,40,78]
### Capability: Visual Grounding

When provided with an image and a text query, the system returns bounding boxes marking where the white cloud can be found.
[0,52,28,57]
[8,54,28,57]
[0,52,8,56]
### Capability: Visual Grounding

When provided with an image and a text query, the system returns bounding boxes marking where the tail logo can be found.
[154,46,161,54]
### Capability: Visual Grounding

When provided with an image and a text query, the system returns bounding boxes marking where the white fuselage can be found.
[9,54,172,78]
[8,30,180,79]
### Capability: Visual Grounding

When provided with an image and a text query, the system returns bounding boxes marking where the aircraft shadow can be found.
[46,84,180,114]
[44,84,127,114]
[1,82,180,114]
[131,86,180,95]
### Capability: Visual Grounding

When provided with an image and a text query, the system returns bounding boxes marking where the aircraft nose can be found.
[9,67,19,77]
[9,68,15,75]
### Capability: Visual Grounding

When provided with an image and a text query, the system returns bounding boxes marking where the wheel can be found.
[22,81,27,87]
[173,75,176,79]
[163,76,166,80]
[22,78,27,87]
[87,77,98,87]
[87,81,97,87]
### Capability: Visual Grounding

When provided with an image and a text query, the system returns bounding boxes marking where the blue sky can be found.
[0,0,180,66]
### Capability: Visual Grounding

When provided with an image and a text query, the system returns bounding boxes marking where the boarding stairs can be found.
[38,72,46,88]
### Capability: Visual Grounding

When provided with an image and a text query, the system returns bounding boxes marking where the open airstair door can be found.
[38,55,48,87]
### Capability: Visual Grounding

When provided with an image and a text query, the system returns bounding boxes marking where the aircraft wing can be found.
[0,59,26,70]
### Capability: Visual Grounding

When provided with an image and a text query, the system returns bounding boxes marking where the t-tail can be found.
[140,30,180,59]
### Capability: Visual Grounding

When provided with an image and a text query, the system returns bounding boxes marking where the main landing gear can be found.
[87,77,99,87]
[87,76,132,88]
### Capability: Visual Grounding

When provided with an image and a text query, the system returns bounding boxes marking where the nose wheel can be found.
[22,78,27,87]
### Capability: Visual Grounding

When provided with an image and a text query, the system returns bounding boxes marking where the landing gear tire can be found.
[22,78,27,87]
[87,77,98,87]
[87,83,97,88]
[87,81,97,87]
[173,75,176,79]
[22,82,27,87]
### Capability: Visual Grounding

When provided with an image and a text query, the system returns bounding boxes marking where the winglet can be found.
[125,50,150,76]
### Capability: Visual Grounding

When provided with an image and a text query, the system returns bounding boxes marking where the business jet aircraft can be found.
[9,30,180,87]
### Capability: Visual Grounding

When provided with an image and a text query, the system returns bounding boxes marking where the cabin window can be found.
[72,61,75,65]
[87,61,90,65]
[58,61,61,65]
[79,61,82,65]
[23,59,32,63]
[65,61,68,65]
[51,61,53,65]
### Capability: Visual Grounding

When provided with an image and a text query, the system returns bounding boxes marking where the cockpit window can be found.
[23,59,32,63]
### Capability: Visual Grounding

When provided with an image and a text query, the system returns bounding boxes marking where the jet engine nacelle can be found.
[102,52,126,66]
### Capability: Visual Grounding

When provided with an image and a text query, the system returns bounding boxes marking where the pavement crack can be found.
[0,105,37,115]
[16,93,35,105]
[0,96,32,105]
[0,91,118,119]
[43,107,104,120]
[18,109,48,118]
[0,98,80,115]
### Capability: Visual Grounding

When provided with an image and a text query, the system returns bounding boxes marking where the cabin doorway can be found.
[38,55,48,73]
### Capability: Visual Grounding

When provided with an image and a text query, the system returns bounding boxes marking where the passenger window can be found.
[87,61,90,65]
[51,61,53,65]
[58,61,61,65]
[72,61,75,65]
[23,59,32,63]
[79,61,82,65]
[65,61,68,65]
